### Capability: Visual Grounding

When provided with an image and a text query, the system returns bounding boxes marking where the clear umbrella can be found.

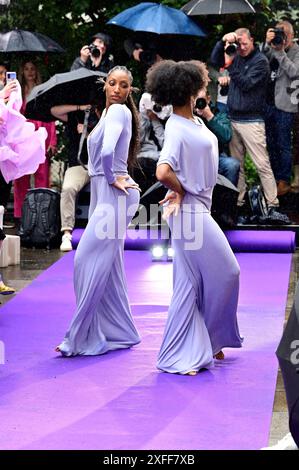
[182,0,255,16]
[0,29,65,53]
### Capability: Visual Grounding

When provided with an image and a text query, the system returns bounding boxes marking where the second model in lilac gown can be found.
[157,114,243,374]
[58,103,140,356]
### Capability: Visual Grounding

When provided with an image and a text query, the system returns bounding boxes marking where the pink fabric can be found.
[14,98,57,217]
[0,81,47,184]
[20,101,57,148]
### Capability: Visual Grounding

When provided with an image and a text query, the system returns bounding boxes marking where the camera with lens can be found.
[225,43,238,56]
[270,28,286,46]
[88,44,101,58]
[152,103,162,114]
[219,84,229,96]
[195,97,207,110]
[139,49,157,68]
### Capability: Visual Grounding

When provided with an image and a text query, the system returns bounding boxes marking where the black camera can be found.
[195,97,207,110]
[271,28,286,46]
[152,103,162,113]
[225,43,238,56]
[139,49,157,68]
[88,44,101,58]
[219,84,229,96]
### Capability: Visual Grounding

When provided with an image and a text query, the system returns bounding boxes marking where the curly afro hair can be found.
[145,60,209,107]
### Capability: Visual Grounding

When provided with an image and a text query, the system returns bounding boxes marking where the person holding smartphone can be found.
[0,63,16,227]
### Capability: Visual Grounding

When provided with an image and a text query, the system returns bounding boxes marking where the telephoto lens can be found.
[88,44,101,58]
[195,97,207,110]
[153,103,162,113]
[219,84,229,96]
[225,43,238,56]
[271,28,286,46]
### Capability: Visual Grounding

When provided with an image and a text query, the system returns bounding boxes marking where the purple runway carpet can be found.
[0,249,292,449]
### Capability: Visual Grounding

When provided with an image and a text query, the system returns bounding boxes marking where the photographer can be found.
[71,32,114,74]
[124,38,163,88]
[133,92,171,193]
[210,28,282,218]
[194,91,240,187]
[261,21,299,196]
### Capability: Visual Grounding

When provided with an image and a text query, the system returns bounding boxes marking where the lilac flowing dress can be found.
[157,114,243,374]
[58,103,140,356]
[0,82,47,183]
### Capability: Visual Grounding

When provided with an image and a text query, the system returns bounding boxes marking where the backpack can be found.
[247,185,290,225]
[247,185,268,217]
[19,188,61,249]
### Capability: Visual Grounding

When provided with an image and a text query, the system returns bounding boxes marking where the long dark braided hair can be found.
[106,66,140,171]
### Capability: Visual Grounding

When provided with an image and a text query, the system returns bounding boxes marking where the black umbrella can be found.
[276,281,299,447]
[182,0,255,15]
[0,29,65,53]
[25,68,106,122]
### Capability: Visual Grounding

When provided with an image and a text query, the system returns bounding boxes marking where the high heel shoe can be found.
[0,283,15,295]
[214,351,225,360]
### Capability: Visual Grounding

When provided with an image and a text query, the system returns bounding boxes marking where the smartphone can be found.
[6,71,16,83]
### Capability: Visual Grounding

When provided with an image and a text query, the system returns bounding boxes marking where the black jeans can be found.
[0,171,12,208]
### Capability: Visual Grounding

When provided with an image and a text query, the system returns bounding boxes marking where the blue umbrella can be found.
[107,2,206,37]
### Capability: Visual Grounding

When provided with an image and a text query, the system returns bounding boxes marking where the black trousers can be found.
[0,171,12,208]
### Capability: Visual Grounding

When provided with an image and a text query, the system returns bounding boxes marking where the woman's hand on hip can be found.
[112,175,141,195]
[159,191,184,219]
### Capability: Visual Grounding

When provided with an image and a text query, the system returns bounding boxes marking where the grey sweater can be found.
[138,114,165,162]
[262,41,299,112]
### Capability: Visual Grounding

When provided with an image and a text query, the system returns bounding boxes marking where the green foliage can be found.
[0,0,298,166]
[0,0,298,77]
[244,154,259,187]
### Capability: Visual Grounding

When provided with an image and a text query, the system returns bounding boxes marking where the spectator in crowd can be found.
[14,60,57,224]
[50,104,102,252]
[133,92,171,193]
[210,28,282,219]
[194,90,240,187]
[0,61,8,87]
[261,21,299,196]
[71,32,114,74]
[0,81,18,295]
[208,51,233,115]
[124,37,164,88]
[0,61,13,225]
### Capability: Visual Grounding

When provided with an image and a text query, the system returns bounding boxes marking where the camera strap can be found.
[149,123,162,151]
[77,108,90,170]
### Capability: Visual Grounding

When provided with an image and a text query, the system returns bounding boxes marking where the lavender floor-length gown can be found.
[58,103,140,356]
[157,114,243,374]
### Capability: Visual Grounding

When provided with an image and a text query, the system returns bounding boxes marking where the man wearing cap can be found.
[71,32,114,74]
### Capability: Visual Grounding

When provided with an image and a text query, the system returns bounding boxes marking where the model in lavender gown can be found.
[146,60,243,375]
[56,66,141,356]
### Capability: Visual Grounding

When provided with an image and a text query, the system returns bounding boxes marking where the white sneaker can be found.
[261,433,298,450]
[60,233,73,252]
